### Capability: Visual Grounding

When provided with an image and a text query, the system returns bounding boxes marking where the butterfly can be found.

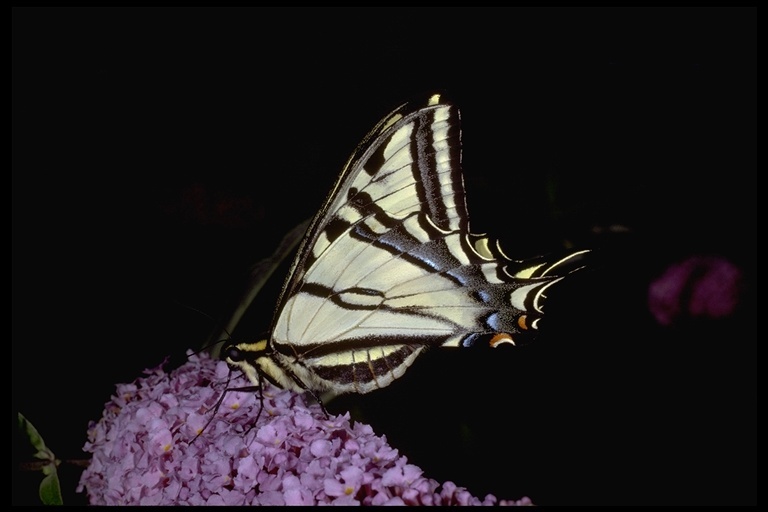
[221,93,588,406]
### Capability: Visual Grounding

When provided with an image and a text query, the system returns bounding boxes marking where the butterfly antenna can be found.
[191,327,233,358]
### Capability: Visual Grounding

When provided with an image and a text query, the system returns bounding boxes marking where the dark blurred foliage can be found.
[13,7,754,506]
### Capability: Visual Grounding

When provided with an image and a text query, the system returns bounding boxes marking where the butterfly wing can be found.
[263,94,586,395]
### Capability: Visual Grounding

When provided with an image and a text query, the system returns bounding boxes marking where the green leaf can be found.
[17,413,63,505]
[39,471,64,506]
[17,412,53,460]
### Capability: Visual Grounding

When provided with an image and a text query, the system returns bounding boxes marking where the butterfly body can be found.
[223,94,587,398]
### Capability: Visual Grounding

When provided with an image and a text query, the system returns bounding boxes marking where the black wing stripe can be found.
[411,107,464,233]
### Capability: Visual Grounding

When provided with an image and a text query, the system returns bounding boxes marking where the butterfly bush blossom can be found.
[648,255,743,326]
[77,352,532,506]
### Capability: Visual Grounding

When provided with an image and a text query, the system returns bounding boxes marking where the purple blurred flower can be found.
[77,352,533,506]
[648,255,743,326]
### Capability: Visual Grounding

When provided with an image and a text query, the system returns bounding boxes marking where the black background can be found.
[13,7,755,506]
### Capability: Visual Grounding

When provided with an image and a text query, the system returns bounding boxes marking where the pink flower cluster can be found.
[648,255,743,326]
[77,352,532,506]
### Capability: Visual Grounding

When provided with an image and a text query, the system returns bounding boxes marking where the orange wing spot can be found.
[517,315,529,330]
[489,333,516,348]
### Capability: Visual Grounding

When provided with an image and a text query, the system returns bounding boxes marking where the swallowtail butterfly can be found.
[222,93,588,404]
